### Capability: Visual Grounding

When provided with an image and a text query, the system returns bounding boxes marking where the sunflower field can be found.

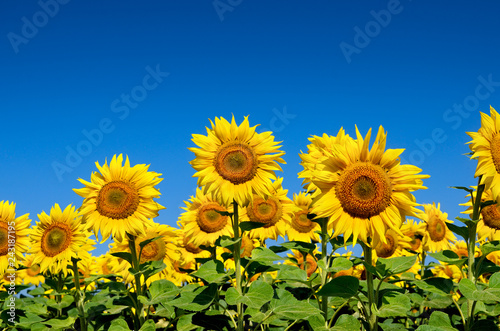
[1,108,500,331]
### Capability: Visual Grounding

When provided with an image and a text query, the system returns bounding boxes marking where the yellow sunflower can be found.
[372,228,412,259]
[298,128,354,193]
[74,154,165,242]
[285,249,319,277]
[419,203,456,253]
[96,253,116,278]
[179,187,234,247]
[467,106,500,202]
[433,262,464,284]
[30,204,94,276]
[461,188,500,242]
[450,240,480,259]
[240,178,294,241]
[400,218,426,254]
[308,126,429,246]
[286,192,320,243]
[0,201,30,275]
[18,254,45,286]
[189,115,285,207]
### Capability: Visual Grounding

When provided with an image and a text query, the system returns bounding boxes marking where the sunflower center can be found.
[139,238,166,263]
[375,233,398,258]
[0,223,9,256]
[490,133,500,173]
[96,181,140,219]
[27,263,41,277]
[197,203,229,233]
[291,209,315,233]
[41,224,72,257]
[455,248,468,259]
[300,255,317,277]
[247,196,283,228]
[183,236,202,254]
[481,204,500,230]
[214,142,258,184]
[409,237,421,251]
[335,163,392,219]
[427,216,447,242]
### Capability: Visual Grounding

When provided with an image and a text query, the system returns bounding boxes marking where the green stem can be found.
[71,258,88,331]
[361,241,378,331]
[232,200,244,331]
[418,252,426,322]
[127,233,145,327]
[319,218,329,324]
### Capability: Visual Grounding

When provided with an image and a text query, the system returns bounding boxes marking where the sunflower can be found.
[96,253,116,278]
[467,106,500,203]
[372,229,412,259]
[18,254,45,286]
[74,154,165,242]
[240,178,294,241]
[450,240,480,259]
[461,188,500,242]
[298,129,354,193]
[308,126,429,246]
[433,262,464,284]
[286,192,320,243]
[179,187,233,247]
[419,203,456,253]
[400,218,426,254]
[0,201,30,275]
[30,204,94,276]
[189,116,285,208]
[111,222,180,285]
[285,249,319,277]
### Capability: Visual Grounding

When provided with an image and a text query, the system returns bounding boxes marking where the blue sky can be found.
[1,1,500,256]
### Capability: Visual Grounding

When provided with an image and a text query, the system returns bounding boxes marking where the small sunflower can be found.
[433,262,463,284]
[30,204,94,276]
[400,218,426,253]
[450,240,480,259]
[179,187,234,247]
[18,254,44,286]
[74,154,165,242]
[189,116,285,207]
[240,178,294,241]
[0,201,30,274]
[286,192,320,243]
[372,228,412,259]
[419,203,456,253]
[467,106,500,203]
[308,126,429,246]
[461,188,500,242]
[285,249,319,277]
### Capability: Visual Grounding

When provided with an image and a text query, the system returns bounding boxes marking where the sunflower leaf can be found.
[280,241,316,253]
[138,236,163,250]
[327,257,353,273]
[428,250,466,266]
[373,292,411,318]
[111,252,133,265]
[480,200,497,208]
[449,186,473,194]
[170,284,217,312]
[333,314,362,331]
[191,260,230,284]
[239,221,266,232]
[455,217,478,226]
[413,278,454,296]
[316,276,359,298]
[446,223,469,242]
[480,240,500,256]
[376,255,418,276]
[250,247,283,265]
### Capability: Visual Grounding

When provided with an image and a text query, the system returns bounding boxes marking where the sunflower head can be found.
[419,203,456,253]
[74,154,165,242]
[0,201,31,274]
[189,116,285,207]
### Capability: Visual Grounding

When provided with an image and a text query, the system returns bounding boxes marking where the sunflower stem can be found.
[127,233,146,327]
[362,241,378,331]
[232,200,244,331]
[319,218,329,324]
[71,258,87,331]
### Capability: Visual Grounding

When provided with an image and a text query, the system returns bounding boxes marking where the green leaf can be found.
[139,236,163,250]
[16,313,45,329]
[280,241,317,253]
[459,278,477,300]
[427,311,456,330]
[332,314,361,331]
[489,271,500,288]
[481,200,497,208]
[110,251,133,265]
[177,313,197,331]
[379,320,409,330]
[46,295,74,310]
[276,264,308,282]
[239,221,266,232]
[327,257,353,273]
[307,314,327,330]
[250,247,283,265]
[330,236,353,251]
[225,280,274,309]
[374,292,411,318]
[273,301,322,321]
[171,284,217,311]
[377,255,418,275]
[217,236,241,248]
[480,240,500,255]
[191,259,230,284]
[455,217,477,227]
[457,278,500,303]
[139,320,156,331]
[316,276,359,298]
[413,277,454,296]
[450,186,473,194]
[43,316,77,329]
[421,293,453,309]
[24,303,47,316]
[446,223,469,242]
[109,318,131,331]
[428,250,467,266]
[140,279,179,306]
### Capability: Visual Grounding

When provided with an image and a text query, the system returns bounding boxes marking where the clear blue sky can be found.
[2,1,500,256]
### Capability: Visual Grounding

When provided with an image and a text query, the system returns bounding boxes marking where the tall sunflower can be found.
[286,192,320,242]
[18,254,44,286]
[308,126,429,246]
[0,201,30,275]
[467,106,500,202]
[189,116,285,207]
[240,178,294,241]
[419,203,456,253]
[74,154,165,242]
[461,188,500,242]
[179,187,233,247]
[30,204,94,276]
